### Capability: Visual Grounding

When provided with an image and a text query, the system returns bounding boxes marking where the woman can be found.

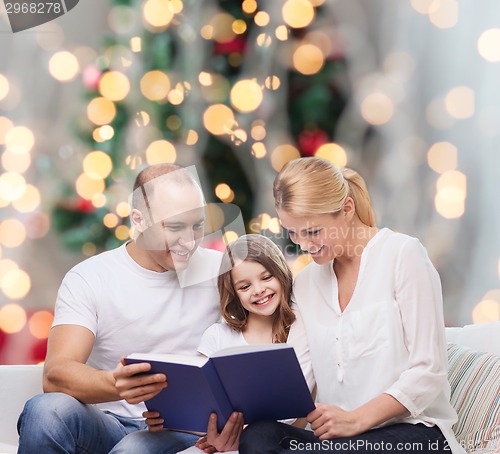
[239,157,465,454]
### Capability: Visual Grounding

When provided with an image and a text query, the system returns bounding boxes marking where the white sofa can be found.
[1,322,499,454]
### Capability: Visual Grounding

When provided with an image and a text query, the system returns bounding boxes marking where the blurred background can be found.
[0,0,499,364]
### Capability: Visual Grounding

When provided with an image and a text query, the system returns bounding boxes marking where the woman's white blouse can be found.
[288,228,466,454]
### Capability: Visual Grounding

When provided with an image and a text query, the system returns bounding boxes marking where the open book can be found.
[124,343,315,433]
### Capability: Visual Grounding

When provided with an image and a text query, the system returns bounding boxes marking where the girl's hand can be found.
[206,412,244,452]
[307,403,362,440]
[195,435,216,453]
[143,410,165,432]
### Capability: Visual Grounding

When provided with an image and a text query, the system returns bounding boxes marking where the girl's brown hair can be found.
[217,234,295,343]
[273,157,376,227]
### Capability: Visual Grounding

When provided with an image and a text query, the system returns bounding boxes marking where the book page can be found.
[211,343,291,358]
[127,353,207,367]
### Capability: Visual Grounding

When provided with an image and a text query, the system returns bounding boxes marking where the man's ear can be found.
[343,197,355,222]
[131,208,146,233]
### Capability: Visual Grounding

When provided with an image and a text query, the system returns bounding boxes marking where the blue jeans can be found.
[239,421,448,454]
[17,393,144,453]
[17,393,197,454]
[109,429,199,454]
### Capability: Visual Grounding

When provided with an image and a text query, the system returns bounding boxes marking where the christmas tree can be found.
[53,0,348,257]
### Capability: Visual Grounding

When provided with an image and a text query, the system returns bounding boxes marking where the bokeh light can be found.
[360,93,394,125]
[203,104,235,135]
[186,130,199,145]
[242,0,257,14]
[251,142,267,158]
[143,0,174,29]
[427,142,458,173]
[282,0,315,29]
[270,144,301,172]
[230,79,263,113]
[115,225,131,241]
[232,19,247,35]
[146,140,177,164]
[130,36,142,52]
[49,51,79,82]
[268,217,281,234]
[0,116,14,144]
[293,44,324,75]
[12,184,41,213]
[103,213,119,228]
[435,170,466,219]
[210,13,236,43]
[477,28,500,62]
[473,290,500,323]
[444,86,475,119]
[0,73,9,101]
[1,269,31,300]
[83,151,113,180]
[140,71,170,101]
[410,0,432,14]
[29,311,54,339]
[0,172,26,201]
[215,183,231,201]
[428,0,458,29]
[116,202,131,218]
[87,97,116,125]
[0,219,26,248]
[76,174,105,200]
[275,25,289,41]
[315,143,347,167]
[99,71,131,101]
[255,11,270,27]
[223,230,239,244]
[0,304,27,333]
[1,149,31,174]
[5,126,35,154]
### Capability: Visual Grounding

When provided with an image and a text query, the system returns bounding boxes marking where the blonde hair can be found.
[218,234,295,344]
[273,157,376,227]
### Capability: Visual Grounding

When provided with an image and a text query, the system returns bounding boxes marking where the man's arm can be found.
[43,325,120,403]
[44,325,168,405]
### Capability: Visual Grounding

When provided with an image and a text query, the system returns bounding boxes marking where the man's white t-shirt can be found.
[290,228,466,454]
[53,243,222,418]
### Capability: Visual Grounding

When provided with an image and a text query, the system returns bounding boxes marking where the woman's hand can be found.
[143,410,165,432]
[307,403,362,440]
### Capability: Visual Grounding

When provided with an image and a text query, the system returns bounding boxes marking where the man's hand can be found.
[143,410,165,433]
[112,359,167,404]
[307,403,361,440]
[205,412,244,452]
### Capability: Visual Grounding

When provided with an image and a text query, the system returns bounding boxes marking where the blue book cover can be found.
[125,344,315,433]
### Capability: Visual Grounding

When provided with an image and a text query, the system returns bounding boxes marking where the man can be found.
[17,164,237,453]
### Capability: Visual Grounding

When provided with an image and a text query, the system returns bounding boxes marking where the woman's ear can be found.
[131,208,146,233]
[343,197,355,222]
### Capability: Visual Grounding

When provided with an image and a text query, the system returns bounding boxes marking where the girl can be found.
[239,157,465,454]
[145,234,314,453]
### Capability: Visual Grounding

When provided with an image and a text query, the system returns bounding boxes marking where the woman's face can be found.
[277,202,354,264]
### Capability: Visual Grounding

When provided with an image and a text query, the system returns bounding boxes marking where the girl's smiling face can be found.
[231,260,283,318]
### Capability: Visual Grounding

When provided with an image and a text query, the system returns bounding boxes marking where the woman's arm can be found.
[385,237,448,417]
[308,393,408,439]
